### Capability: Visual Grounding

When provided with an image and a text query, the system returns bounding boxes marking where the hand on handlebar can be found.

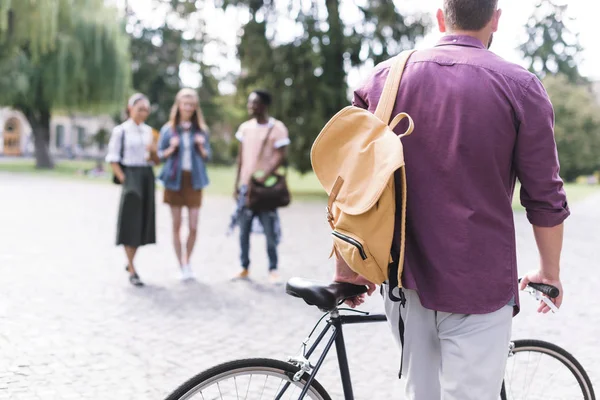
[520,270,563,314]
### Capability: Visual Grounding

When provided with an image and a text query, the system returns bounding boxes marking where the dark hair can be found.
[124,93,149,118]
[443,0,498,31]
[251,90,272,107]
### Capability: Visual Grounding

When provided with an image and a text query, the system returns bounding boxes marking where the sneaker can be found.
[180,265,195,281]
[269,271,281,284]
[232,269,250,281]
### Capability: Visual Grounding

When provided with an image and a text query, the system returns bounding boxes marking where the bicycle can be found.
[165,278,596,400]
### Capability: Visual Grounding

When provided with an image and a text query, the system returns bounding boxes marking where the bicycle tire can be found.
[165,358,332,400]
[501,339,596,400]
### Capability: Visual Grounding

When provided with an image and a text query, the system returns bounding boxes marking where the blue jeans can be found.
[239,209,278,271]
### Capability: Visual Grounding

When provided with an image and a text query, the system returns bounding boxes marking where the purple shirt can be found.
[353,35,570,315]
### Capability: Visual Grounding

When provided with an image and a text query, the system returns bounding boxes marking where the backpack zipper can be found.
[332,231,367,260]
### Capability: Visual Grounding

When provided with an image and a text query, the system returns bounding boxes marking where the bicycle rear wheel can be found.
[165,358,332,400]
[501,339,595,400]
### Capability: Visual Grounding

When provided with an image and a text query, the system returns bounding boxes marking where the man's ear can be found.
[436,9,447,33]
[491,9,502,32]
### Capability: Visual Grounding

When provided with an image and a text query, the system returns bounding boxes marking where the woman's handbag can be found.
[112,129,126,185]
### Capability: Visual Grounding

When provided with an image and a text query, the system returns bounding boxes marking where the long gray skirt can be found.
[116,166,156,247]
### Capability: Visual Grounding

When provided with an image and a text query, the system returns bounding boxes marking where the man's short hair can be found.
[251,90,272,107]
[443,0,498,31]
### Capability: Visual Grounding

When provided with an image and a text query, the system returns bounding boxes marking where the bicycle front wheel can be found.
[501,339,596,400]
[165,358,332,400]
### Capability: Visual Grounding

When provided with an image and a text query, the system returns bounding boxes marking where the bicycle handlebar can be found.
[520,279,560,299]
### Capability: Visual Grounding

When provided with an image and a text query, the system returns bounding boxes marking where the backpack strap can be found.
[374,50,416,125]
[373,50,415,301]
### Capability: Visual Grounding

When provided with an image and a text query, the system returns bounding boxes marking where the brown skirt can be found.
[163,171,203,208]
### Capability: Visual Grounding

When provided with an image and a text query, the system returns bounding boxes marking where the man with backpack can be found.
[333,1,570,398]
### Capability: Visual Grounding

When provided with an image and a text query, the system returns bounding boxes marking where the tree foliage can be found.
[217,0,430,173]
[0,0,131,168]
[543,74,600,182]
[128,0,223,132]
[129,17,184,130]
[520,0,584,84]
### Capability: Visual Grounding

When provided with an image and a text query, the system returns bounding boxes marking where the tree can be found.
[128,17,184,130]
[520,0,584,84]
[0,0,131,168]
[217,0,430,172]
[543,74,600,182]
[127,0,224,131]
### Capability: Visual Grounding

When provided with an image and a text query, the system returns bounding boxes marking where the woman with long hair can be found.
[106,93,157,287]
[157,88,211,280]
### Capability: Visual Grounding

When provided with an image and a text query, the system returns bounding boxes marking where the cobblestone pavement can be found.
[0,172,598,399]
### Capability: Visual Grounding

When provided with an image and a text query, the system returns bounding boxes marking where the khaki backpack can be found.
[310,50,415,287]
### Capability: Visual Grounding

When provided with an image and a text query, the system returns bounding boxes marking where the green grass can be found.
[2,158,598,206]
[0,158,328,200]
[511,183,598,210]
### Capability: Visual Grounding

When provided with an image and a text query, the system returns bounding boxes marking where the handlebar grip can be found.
[527,282,560,299]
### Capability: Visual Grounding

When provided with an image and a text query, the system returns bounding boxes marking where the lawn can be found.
[1,158,598,207]
[0,158,327,201]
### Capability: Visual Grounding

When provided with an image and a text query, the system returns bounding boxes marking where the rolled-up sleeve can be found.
[105,126,123,163]
[352,87,369,110]
[515,76,570,227]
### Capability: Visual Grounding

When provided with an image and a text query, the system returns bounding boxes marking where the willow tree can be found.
[0,0,131,168]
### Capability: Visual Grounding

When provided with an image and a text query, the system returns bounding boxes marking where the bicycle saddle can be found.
[285,277,368,312]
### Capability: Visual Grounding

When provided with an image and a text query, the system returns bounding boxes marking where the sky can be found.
[116,0,600,92]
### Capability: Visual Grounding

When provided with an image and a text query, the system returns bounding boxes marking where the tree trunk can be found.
[22,106,54,169]
[324,0,347,116]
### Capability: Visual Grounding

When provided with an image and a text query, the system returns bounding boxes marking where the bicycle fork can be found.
[287,310,385,400]
[287,312,354,400]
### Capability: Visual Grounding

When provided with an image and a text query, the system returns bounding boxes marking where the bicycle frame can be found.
[285,309,387,400]
[276,283,563,400]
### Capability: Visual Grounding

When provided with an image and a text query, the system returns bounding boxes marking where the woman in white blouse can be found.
[106,93,157,287]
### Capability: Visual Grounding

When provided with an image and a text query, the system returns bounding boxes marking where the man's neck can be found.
[255,114,270,125]
[446,30,489,48]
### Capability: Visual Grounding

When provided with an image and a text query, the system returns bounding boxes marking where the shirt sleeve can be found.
[105,126,124,163]
[235,123,245,142]
[352,87,369,110]
[515,76,570,227]
[272,122,290,149]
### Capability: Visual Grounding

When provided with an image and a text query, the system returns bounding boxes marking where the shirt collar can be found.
[125,118,144,130]
[254,117,274,128]
[435,34,487,50]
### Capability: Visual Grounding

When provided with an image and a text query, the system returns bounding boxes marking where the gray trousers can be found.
[382,285,513,400]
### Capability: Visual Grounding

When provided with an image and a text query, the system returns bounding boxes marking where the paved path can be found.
[0,173,598,399]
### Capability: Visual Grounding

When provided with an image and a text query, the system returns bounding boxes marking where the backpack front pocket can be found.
[332,230,367,260]
[331,228,386,284]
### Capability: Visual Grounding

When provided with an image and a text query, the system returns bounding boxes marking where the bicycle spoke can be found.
[524,350,543,399]
[244,374,252,400]
[274,377,285,400]
[217,381,223,400]
[505,345,589,400]
[259,375,268,400]
[288,382,297,400]
[235,376,240,400]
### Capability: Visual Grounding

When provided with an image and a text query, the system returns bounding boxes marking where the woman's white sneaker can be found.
[180,265,194,281]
